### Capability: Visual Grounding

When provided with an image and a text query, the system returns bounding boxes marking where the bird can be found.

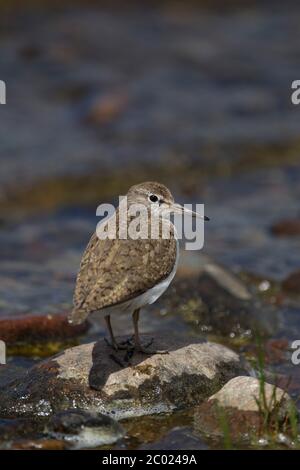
[68,181,209,356]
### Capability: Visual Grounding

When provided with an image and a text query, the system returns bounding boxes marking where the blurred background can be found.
[0,0,300,449]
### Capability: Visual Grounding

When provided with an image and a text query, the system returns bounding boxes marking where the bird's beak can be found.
[169,203,210,221]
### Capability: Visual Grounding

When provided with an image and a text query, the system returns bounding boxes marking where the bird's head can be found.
[127,181,209,221]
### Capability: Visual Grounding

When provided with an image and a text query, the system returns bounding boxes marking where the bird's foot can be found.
[104,336,133,351]
[135,338,169,355]
[105,337,135,367]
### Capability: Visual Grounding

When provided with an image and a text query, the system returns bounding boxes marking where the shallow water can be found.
[0,1,300,450]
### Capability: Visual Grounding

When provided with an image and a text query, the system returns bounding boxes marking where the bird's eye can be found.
[149,194,159,203]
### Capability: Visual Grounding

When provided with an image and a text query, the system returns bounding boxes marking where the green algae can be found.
[7,339,80,358]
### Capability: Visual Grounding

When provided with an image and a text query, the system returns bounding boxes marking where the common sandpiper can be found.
[68,181,209,356]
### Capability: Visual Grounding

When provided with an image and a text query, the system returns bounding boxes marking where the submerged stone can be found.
[47,409,124,449]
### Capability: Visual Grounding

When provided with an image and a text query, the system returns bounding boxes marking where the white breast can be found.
[134,240,179,307]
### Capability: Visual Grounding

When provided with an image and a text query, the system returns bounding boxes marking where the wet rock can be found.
[195,376,294,440]
[0,313,89,343]
[282,270,300,294]
[271,219,300,237]
[47,409,124,449]
[0,335,248,420]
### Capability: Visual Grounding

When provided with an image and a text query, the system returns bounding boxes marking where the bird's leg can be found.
[104,315,132,351]
[104,315,118,350]
[132,309,168,355]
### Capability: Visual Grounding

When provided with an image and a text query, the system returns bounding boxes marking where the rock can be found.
[282,270,300,294]
[46,409,124,449]
[0,313,88,343]
[195,376,295,440]
[0,335,248,420]
[271,219,300,237]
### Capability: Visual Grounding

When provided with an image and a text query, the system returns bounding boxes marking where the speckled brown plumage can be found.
[69,182,208,357]
[69,182,177,326]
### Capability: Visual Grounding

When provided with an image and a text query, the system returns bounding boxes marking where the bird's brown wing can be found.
[69,230,177,324]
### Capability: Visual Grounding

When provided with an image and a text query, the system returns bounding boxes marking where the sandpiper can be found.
[68,182,208,355]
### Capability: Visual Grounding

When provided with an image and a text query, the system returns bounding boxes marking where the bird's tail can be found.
[68,307,89,326]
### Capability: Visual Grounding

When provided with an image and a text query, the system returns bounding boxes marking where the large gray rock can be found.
[0,335,248,420]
